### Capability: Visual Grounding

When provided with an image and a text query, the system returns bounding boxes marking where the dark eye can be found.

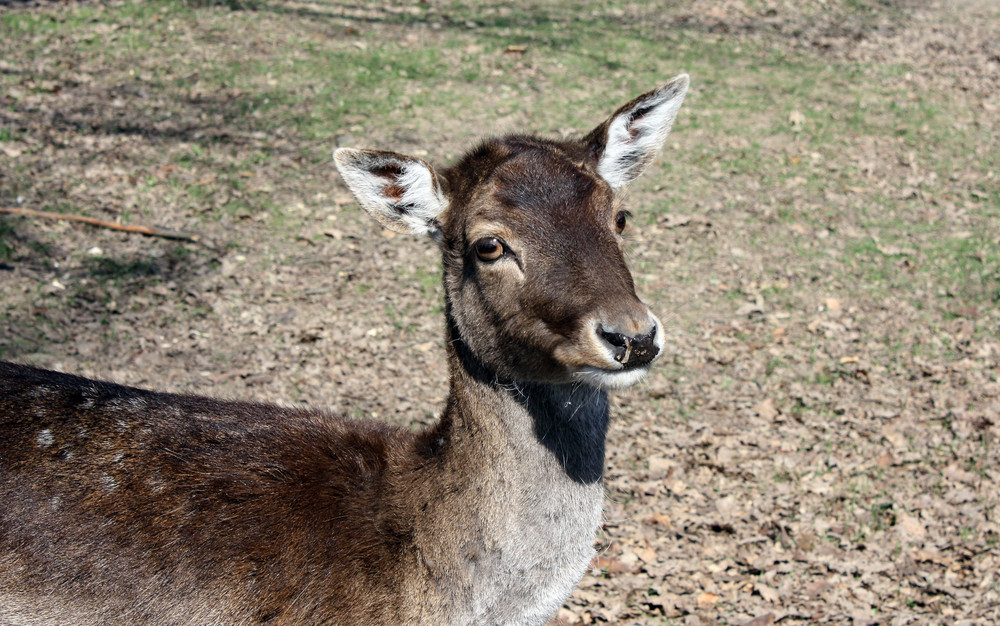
[474,237,504,261]
[614,210,630,234]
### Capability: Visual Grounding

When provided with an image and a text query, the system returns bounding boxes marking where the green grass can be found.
[0,7,97,36]
[2,0,996,359]
[843,228,1000,308]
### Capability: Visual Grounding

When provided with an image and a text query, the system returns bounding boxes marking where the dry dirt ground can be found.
[1,0,999,624]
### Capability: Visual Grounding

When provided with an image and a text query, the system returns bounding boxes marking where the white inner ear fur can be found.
[598,75,689,190]
[334,148,447,237]
[395,160,447,236]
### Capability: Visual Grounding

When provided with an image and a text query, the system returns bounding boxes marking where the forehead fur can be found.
[442,135,612,224]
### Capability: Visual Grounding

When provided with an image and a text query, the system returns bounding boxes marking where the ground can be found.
[1,0,998,624]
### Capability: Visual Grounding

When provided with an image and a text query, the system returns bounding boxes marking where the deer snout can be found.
[598,324,659,370]
[561,312,665,389]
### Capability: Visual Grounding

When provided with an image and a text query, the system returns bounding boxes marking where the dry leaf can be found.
[552,608,579,626]
[644,512,672,527]
[592,556,629,575]
[804,580,831,600]
[617,549,639,569]
[697,591,721,607]
[1,144,24,158]
[636,546,658,564]
[757,583,780,603]
[755,398,779,420]
[911,548,950,566]
[898,513,926,539]
[944,463,979,484]
[648,456,674,474]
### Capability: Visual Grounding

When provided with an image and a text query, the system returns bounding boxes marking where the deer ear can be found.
[585,74,689,190]
[334,148,448,237]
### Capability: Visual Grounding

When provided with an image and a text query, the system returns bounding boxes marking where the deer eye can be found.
[474,237,504,261]
[614,210,630,234]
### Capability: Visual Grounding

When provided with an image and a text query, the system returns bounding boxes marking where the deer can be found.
[0,74,689,626]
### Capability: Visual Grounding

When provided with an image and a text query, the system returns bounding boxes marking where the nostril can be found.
[598,324,658,368]
[598,327,629,363]
[599,328,628,348]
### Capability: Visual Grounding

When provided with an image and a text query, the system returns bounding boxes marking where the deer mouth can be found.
[572,364,652,390]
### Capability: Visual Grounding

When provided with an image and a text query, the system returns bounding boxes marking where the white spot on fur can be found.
[36,429,54,448]
[148,473,165,494]
[101,475,118,491]
[80,385,100,409]
[28,385,56,399]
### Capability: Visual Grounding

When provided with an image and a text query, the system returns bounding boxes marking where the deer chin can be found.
[572,365,651,390]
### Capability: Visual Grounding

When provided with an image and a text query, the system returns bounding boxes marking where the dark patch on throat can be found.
[445,306,609,485]
[517,382,609,485]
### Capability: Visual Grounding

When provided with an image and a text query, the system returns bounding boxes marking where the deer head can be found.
[335,75,688,390]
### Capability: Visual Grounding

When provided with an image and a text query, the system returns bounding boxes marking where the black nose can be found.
[599,325,659,369]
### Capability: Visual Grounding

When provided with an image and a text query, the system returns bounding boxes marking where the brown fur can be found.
[0,76,688,625]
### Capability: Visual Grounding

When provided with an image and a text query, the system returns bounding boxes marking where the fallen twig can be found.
[0,207,198,242]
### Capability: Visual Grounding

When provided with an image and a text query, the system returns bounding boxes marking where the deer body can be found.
[0,75,688,625]
[0,364,602,625]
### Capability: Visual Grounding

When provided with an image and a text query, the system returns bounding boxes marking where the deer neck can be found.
[441,310,611,484]
[400,313,608,623]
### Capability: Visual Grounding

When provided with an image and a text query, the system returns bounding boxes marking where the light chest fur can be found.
[401,379,610,625]
[458,408,603,624]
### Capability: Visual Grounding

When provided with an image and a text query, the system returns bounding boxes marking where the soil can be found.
[1,0,998,624]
